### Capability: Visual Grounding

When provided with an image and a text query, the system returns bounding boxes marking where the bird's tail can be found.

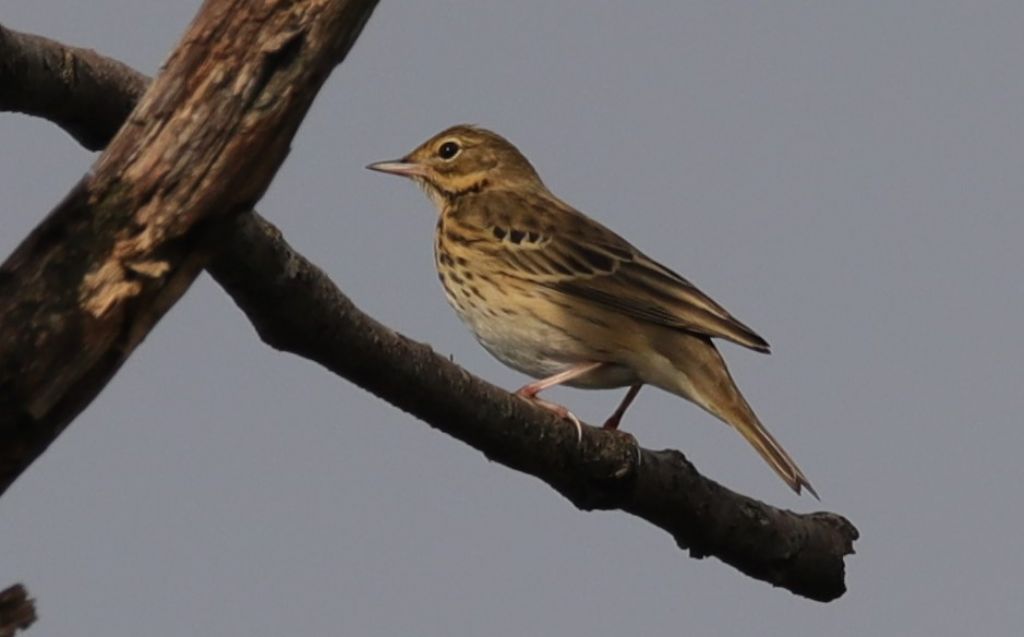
[722,397,818,499]
[647,331,818,498]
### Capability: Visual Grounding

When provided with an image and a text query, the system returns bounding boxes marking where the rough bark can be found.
[0,25,146,149]
[0,1,379,495]
[0,585,35,637]
[0,16,858,602]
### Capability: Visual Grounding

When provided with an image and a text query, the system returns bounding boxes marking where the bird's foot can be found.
[515,390,584,444]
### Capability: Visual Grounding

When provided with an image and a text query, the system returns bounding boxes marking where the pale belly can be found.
[449,294,640,390]
[433,232,640,389]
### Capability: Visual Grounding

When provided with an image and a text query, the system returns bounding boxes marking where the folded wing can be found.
[483,196,770,353]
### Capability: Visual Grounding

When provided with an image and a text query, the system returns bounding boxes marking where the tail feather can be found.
[727,405,818,499]
[646,330,817,498]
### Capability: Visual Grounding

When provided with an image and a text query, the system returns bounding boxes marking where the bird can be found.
[367,125,816,498]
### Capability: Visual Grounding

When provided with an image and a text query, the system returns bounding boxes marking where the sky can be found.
[2,1,1023,635]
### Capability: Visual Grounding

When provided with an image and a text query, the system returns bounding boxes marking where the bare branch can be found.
[0,24,146,149]
[0,1,379,496]
[211,211,858,602]
[0,584,36,637]
[0,18,858,602]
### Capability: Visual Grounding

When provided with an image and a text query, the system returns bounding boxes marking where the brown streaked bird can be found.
[368,125,816,498]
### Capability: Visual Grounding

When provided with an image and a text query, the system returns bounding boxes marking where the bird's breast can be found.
[433,240,637,389]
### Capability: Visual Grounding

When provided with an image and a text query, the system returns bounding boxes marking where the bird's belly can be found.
[452,301,638,389]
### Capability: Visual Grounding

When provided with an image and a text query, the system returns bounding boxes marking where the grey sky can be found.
[2,1,1023,635]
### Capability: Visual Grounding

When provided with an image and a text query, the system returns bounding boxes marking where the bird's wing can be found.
[479,193,770,353]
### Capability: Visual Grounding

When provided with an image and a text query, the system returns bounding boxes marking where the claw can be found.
[565,410,584,445]
[518,394,584,445]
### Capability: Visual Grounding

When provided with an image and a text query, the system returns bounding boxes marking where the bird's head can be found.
[368,125,543,206]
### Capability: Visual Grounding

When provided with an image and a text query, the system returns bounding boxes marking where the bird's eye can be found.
[438,141,461,160]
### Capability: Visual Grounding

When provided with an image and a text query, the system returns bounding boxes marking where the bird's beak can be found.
[366,158,428,178]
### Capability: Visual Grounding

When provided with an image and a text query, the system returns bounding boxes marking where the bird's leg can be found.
[515,362,604,443]
[515,362,605,397]
[603,383,643,430]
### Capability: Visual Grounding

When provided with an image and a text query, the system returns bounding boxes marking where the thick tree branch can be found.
[0,21,858,602]
[0,585,36,637]
[210,212,858,602]
[0,25,146,149]
[0,2,379,495]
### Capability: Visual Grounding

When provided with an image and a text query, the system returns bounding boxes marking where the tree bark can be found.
[0,584,35,637]
[0,26,146,149]
[0,14,858,602]
[0,1,379,496]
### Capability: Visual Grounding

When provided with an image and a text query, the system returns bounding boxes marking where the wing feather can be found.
[475,192,770,352]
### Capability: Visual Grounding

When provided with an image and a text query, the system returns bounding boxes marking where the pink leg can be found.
[515,362,604,442]
[516,362,604,398]
[603,383,642,430]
